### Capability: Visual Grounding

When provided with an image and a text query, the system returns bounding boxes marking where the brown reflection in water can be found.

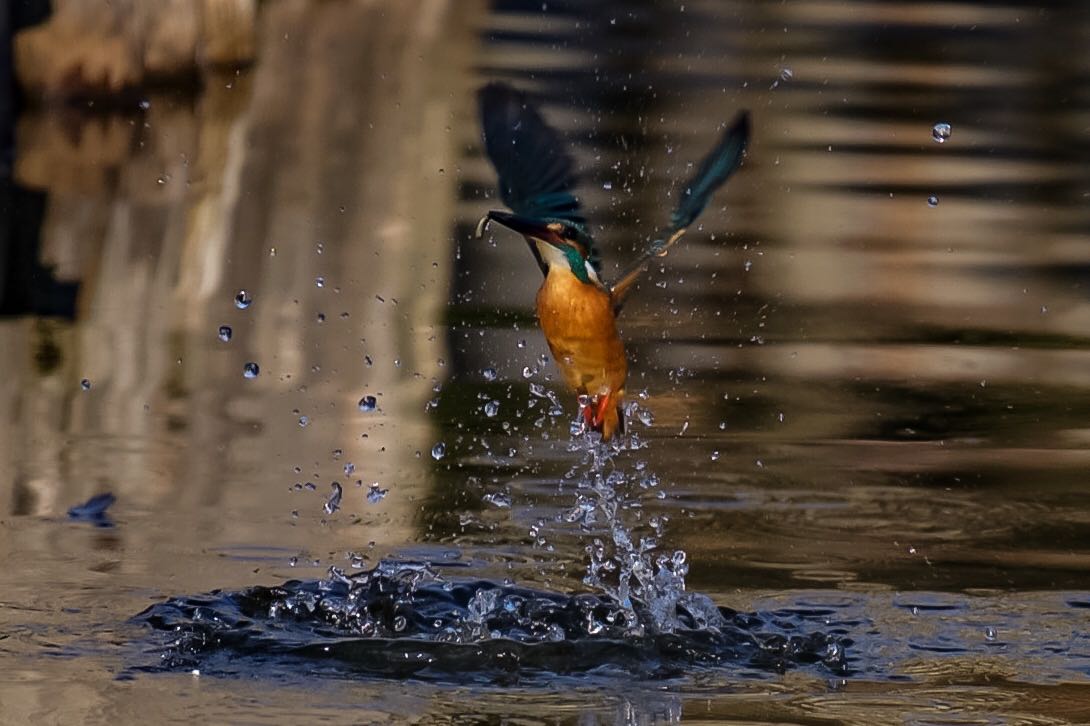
[14,0,255,93]
[449,0,1090,595]
[0,1,482,556]
[0,1,1089,722]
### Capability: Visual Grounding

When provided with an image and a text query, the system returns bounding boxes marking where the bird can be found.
[475,82,749,441]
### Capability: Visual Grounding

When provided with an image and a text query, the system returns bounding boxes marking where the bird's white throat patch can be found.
[534,238,600,284]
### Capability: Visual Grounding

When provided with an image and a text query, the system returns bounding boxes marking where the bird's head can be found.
[476,211,600,284]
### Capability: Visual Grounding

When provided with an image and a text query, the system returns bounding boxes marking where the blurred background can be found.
[2,0,1090,722]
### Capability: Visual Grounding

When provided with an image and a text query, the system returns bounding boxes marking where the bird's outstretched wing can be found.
[478,82,588,229]
[611,110,750,311]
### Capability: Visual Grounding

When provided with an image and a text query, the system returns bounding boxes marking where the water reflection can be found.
[2,0,1090,722]
[0,1,475,550]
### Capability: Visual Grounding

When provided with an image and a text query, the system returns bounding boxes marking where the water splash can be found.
[131,393,849,683]
[558,416,693,635]
[134,561,849,681]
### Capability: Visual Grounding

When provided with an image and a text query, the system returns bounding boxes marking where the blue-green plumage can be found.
[669,110,750,233]
[477,83,601,275]
[474,82,750,440]
[477,81,749,303]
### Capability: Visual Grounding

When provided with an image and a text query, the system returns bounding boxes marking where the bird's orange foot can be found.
[591,393,614,429]
[580,396,595,429]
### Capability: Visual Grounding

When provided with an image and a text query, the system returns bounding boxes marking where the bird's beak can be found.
[475,211,555,242]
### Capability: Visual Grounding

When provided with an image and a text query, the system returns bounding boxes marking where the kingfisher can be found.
[475,83,749,440]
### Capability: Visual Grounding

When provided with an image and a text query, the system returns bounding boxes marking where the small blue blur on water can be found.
[2,0,1090,723]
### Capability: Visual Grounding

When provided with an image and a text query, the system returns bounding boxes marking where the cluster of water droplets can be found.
[927,122,952,207]
[266,561,438,637]
[556,406,694,635]
[137,347,850,677]
[449,362,688,634]
[175,275,850,675]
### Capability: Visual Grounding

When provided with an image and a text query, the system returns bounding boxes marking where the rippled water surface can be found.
[3,1,1090,723]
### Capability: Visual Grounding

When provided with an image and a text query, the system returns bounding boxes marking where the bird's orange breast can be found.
[535,269,627,400]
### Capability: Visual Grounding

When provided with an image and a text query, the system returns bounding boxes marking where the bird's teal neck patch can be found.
[562,245,593,284]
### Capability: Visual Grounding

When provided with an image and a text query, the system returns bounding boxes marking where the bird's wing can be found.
[478,82,589,230]
[610,110,750,312]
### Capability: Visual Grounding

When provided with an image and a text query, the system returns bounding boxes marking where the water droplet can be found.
[298,415,309,427]
[710,450,720,461]
[517,339,527,349]
[931,122,952,143]
[358,395,377,412]
[234,290,252,309]
[985,626,998,641]
[366,482,388,503]
[324,482,342,514]
[217,325,232,342]
[602,181,613,190]
[483,492,511,508]
[522,366,534,379]
[779,67,794,81]
[243,362,260,379]
[315,276,325,288]
[927,195,939,207]
[484,400,500,417]
[80,378,92,391]
[638,409,655,427]
[343,462,355,475]
[431,442,446,460]
[289,556,298,567]
[482,367,497,382]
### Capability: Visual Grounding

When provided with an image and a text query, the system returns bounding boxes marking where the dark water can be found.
[3,0,1090,723]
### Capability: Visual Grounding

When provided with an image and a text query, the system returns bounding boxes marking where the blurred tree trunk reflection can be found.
[14,0,256,94]
[0,0,480,562]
